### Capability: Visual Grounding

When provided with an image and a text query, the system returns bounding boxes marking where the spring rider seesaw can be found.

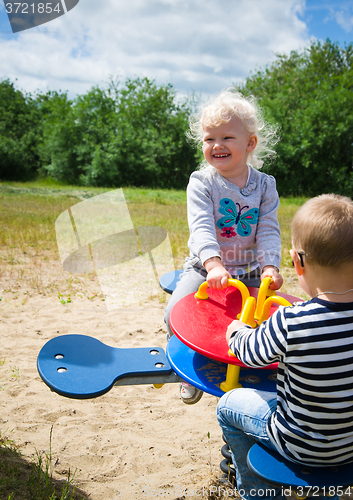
[161,276,353,495]
[37,272,353,496]
[39,189,353,494]
[37,276,291,400]
[37,274,304,487]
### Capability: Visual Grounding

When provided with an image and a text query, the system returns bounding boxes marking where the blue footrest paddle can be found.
[159,270,183,294]
[37,334,175,399]
[37,334,277,400]
[247,442,353,490]
[166,336,277,397]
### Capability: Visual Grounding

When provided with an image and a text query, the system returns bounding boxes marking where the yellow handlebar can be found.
[239,296,257,328]
[195,278,250,313]
[195,275,293,394]
[257,296,292,324]
[254,276,275,320]
[195,276,292,327]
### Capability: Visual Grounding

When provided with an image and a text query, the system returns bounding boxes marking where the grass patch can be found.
[278,197,309,268]
[0,182,189,290]
[0,181,309,298]
[0,429,87,500]
[0,182,311,495]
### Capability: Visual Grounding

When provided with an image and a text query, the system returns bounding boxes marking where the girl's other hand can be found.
[261,266,283,290]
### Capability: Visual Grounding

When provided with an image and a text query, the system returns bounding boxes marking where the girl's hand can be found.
[261,266,283,290]
[207,266,232,289]
[204,257,231,289]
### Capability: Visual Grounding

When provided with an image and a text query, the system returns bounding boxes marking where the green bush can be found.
[2,42,352,195]
[40,78,200,189]
[0,79,42,181]
[237,40,353,197]
[0,77,200,189]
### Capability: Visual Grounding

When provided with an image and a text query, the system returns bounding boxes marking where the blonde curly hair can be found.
[188,89,279,169]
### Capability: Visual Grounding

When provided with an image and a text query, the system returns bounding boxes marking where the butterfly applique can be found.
[217,198,259,237]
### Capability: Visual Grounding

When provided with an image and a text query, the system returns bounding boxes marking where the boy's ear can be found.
[290,249,304,276]
[247,135,257,151]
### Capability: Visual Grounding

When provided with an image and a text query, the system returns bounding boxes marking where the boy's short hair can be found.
[292,194,353,267]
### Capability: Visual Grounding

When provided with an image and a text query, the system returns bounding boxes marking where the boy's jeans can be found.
[217,388,285,500]
[217,388,339,500]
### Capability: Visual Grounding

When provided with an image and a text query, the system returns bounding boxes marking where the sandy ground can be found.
[0,261,230,500]
[1,258,350,500]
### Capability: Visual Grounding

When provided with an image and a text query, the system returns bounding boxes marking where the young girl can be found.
[165,90,283,404]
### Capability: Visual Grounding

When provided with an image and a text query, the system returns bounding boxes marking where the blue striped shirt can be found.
[229,298,353,465]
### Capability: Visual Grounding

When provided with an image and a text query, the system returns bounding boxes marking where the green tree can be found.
[0,79,42,181]
[37,91,79,184]
[237,40,353,197]
[40,77,199,189]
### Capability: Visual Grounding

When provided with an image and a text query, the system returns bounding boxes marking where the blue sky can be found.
[301,0,353,46]
[0,0,352,99]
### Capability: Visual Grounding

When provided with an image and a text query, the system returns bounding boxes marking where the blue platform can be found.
[37,333,277,400]
[166,335,277,398]
[247,443,353,491]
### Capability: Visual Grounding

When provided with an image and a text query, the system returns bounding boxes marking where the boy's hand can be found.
[226,319,246,343]
[261,266,283,290]
[204,257,231,289]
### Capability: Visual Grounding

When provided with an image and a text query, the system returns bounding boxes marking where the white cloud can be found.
[0,0,310,98]
[335,9,353,33]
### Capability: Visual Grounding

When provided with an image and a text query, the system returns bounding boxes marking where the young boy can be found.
[217,194,353,500]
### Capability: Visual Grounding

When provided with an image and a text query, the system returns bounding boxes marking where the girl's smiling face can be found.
[202,115,257,182]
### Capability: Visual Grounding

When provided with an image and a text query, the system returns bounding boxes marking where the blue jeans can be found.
[217,388,285,500]
[217,388,339,500]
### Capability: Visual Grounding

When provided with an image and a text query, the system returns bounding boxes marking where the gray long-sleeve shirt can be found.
[187,165,281,275]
